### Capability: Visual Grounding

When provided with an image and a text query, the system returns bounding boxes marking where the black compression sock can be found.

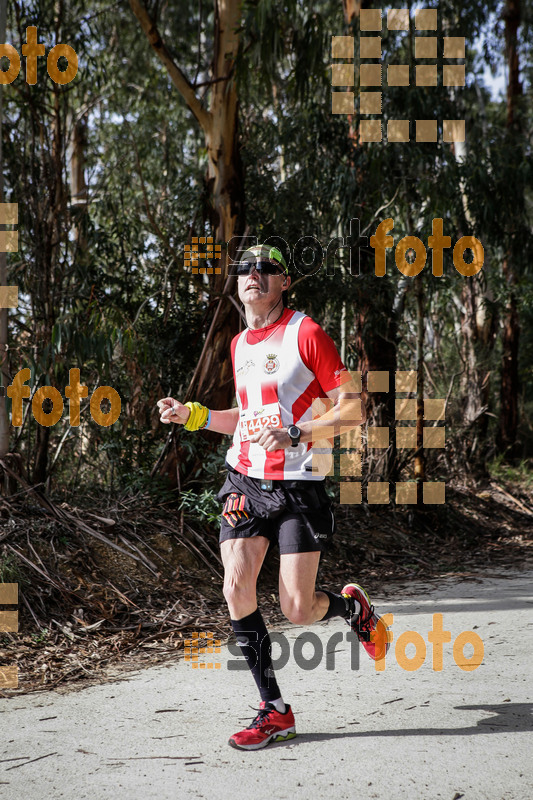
[319,589,352,621]
[230,608,282,704]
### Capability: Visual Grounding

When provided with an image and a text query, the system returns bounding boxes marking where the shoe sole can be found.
[342,582,390,660]
[228,729,297,751]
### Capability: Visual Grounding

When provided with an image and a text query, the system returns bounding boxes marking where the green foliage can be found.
[0,551,26,587]
[31,627,51,645]
[488,456,533,490]
[179,488,221,526]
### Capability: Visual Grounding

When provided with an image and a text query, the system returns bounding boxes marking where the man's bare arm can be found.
[157,397,238,435]
[208,408,239,435]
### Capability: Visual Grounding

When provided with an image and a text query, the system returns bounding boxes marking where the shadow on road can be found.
[270,703,532,748]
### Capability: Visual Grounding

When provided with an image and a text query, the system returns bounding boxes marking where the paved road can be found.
[1,569,532,800]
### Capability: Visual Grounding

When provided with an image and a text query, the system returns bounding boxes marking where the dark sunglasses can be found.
[234,260,286,276]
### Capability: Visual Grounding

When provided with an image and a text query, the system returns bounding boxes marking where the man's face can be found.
[236,259,289,306]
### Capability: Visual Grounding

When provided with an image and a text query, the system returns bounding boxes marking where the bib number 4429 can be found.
[240,413,281,441]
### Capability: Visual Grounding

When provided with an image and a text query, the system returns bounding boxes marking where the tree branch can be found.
[128,0,212,134]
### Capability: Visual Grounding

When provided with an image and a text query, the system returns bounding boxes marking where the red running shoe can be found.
[229,702,296,751]
[341,582,390,661]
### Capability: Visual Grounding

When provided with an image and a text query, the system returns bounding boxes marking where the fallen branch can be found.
[490,482,533,516]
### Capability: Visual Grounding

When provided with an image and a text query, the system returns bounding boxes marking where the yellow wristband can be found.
[184,401,209,431]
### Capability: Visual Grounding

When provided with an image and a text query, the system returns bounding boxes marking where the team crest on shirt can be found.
[264,353,280,374]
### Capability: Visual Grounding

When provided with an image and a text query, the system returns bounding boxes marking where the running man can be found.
[157,244,389,750]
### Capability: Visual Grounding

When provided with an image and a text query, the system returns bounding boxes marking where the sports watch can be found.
[287,425,301,447]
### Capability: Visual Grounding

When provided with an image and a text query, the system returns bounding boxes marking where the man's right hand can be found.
[157,397,191,425]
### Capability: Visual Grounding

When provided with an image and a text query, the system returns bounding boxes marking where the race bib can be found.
[239,402,283,442]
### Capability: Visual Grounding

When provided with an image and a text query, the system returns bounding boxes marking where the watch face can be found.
[288,425,300,439]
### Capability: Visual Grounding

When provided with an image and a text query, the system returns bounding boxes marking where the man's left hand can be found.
[249,427,293,451]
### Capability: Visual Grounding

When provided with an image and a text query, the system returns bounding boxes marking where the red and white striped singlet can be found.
[225,308,348,480]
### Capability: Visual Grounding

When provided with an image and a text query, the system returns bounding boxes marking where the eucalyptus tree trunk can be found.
[70,112,88,246]
[457,274,495,474]
[33,80,66,486]
[129,0,244,413]
[353,275,399,484]
[498,0,522,456]
[454,132,495,475]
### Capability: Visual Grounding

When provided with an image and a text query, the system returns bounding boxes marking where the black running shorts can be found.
[217,466,335,554]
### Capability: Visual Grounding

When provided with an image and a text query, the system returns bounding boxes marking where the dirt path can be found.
[1,568,531,800]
